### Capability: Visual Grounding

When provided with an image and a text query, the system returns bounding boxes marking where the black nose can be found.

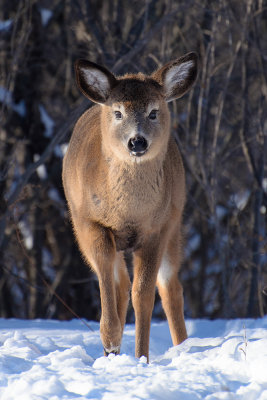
[128,135,148,156]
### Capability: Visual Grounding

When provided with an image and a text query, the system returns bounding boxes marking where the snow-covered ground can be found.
[0,317,266,399]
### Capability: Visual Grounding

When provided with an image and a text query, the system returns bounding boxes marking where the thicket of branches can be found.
[0,0,266,321]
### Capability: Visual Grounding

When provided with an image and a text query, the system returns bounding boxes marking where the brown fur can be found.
[62,53,198,362]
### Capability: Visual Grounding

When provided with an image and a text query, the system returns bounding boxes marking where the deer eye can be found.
[148,109,158,120]
[114,111,122,120]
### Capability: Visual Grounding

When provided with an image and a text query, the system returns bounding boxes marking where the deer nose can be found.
[128,135,148,156]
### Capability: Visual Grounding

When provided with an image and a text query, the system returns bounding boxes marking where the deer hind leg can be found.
[73,220,122,355]
[156,230,187,346]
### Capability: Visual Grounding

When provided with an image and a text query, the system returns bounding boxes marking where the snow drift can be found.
[0,317,266,399]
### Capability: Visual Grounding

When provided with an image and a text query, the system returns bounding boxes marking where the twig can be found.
[112,6,188,73]
[239,324,248,360]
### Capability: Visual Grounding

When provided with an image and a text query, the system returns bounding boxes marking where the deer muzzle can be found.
[127,135,148,156]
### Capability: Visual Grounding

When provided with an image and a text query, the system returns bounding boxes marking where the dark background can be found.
[0,0,266,322]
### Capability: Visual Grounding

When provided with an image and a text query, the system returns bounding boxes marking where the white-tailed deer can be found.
[62,53,198,362]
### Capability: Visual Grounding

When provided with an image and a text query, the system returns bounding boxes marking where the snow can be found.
[17,220,33,250]
[216,205,228,220]
[231,190,250,211]
[0,20,12,31]
[40,9,53,26]
[39,104,54,138]
[0,86,26,116]
[0,317,266,399]
[54,143,69,158]
[34,154,48,180]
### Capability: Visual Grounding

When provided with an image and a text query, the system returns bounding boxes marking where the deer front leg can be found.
[114,252,131,334]
[132,237,163,361]
[73,220,122,355]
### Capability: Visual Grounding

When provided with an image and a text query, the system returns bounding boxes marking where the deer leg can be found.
[156,230,187,346]
[132,237,163,361]
[73,220,122,355]
[114,252,131,335]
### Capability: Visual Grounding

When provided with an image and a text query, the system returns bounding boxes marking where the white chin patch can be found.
[157,256,174,286]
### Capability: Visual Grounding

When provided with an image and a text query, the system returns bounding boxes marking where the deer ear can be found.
[75,60,117,104]
[152,52,198,102]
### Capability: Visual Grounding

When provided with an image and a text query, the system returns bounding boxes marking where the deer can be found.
[62,52,198,362]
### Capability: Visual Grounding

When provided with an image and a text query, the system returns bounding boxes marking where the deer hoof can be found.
[103,346,120,356]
